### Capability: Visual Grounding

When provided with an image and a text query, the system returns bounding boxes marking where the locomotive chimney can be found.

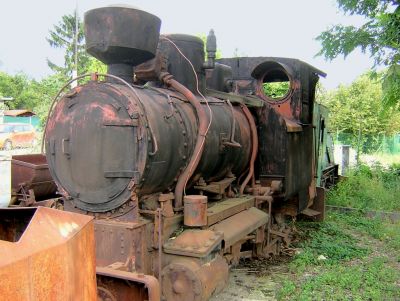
[84,5,161,82]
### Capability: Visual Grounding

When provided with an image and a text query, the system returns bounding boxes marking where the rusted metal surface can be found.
[160,74,209,209]
[93,219,151,273]
[161,255,228,301]
[206,196,255,226]
[212,207,269,249]
[36,6,330,300]
[163,229,223,257]
[46,81,251,213]
[96,267,160,301]
[0,207,96,300]
[217,57,324,211]
[184,195,208,227]
[159,35,206,94]
[11,154,58,205]
[309,186,326,221]
[85,6,161,67]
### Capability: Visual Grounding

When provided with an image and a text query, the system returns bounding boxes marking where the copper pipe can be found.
[239,104,258,194]
[160,72,208,208]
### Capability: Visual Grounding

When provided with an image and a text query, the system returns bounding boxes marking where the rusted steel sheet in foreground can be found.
[0,207,96,300]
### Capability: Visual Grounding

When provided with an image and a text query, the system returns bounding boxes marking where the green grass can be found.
[278,257,399,301]
[276,212,400,300]
[290,220,369,271]
[327,163,400,211]
[277,165,400,300]
[276,163,400,300]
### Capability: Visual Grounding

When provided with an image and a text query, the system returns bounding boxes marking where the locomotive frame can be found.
[2,5,333,301]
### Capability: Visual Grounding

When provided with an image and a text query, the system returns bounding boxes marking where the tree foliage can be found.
[47,11,89,77]
[262,81,290,99]
[316,0,400,107]
[47,11,106,78]
[318,71,400,152]
[0,12,107,127]
[0,72,64,126]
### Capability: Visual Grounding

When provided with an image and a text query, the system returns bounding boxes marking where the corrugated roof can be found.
[4,110,36,117]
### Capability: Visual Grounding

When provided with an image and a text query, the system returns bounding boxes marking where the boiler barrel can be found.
[45,82,251,212]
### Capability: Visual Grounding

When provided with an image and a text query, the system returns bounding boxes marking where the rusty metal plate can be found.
[211,207,269,248]
[207,196,255,226]
[163,229,223,258]
[0,207,96,301]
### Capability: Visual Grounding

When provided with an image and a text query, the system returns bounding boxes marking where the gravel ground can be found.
[210,257,291,301]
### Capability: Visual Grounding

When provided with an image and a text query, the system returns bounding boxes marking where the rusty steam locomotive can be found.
[39,5,327,301]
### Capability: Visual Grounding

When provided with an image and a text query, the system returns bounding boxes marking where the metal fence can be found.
[334,132,400,155]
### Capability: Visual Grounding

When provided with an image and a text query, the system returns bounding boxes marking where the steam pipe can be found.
[159,72,208,209]
[239,104,258,194]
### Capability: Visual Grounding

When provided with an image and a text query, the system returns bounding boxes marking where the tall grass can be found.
[327,163,400,212]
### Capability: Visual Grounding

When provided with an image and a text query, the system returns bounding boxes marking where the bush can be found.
[327,163,400,211]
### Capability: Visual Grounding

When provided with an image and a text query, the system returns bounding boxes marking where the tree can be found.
[316,0,400,107]
[0,71,64,126]
[0,72,32,109]
[318,72,400,154]
[47,11,106,79]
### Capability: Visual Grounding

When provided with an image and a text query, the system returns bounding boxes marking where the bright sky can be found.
[0,0,375,89]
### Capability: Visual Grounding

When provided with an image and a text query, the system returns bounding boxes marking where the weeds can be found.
[278,257,400,301]
[327,163,400,211]
[277,212,400,300]
[277,165,400,300]
[276,162,400,300]
[291,220,369,271]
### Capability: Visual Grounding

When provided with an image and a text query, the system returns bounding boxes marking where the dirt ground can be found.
[210,257,291,301]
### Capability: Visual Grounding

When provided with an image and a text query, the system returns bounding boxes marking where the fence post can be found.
[341,145,350,175]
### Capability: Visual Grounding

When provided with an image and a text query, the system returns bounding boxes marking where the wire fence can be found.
[334,132,400,155]
[332,132,400,174]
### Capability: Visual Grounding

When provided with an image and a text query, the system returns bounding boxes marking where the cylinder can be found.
[184,195,207,227]
[159,34,206,94]
[45,82,251,212]
[84,5,161,66]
